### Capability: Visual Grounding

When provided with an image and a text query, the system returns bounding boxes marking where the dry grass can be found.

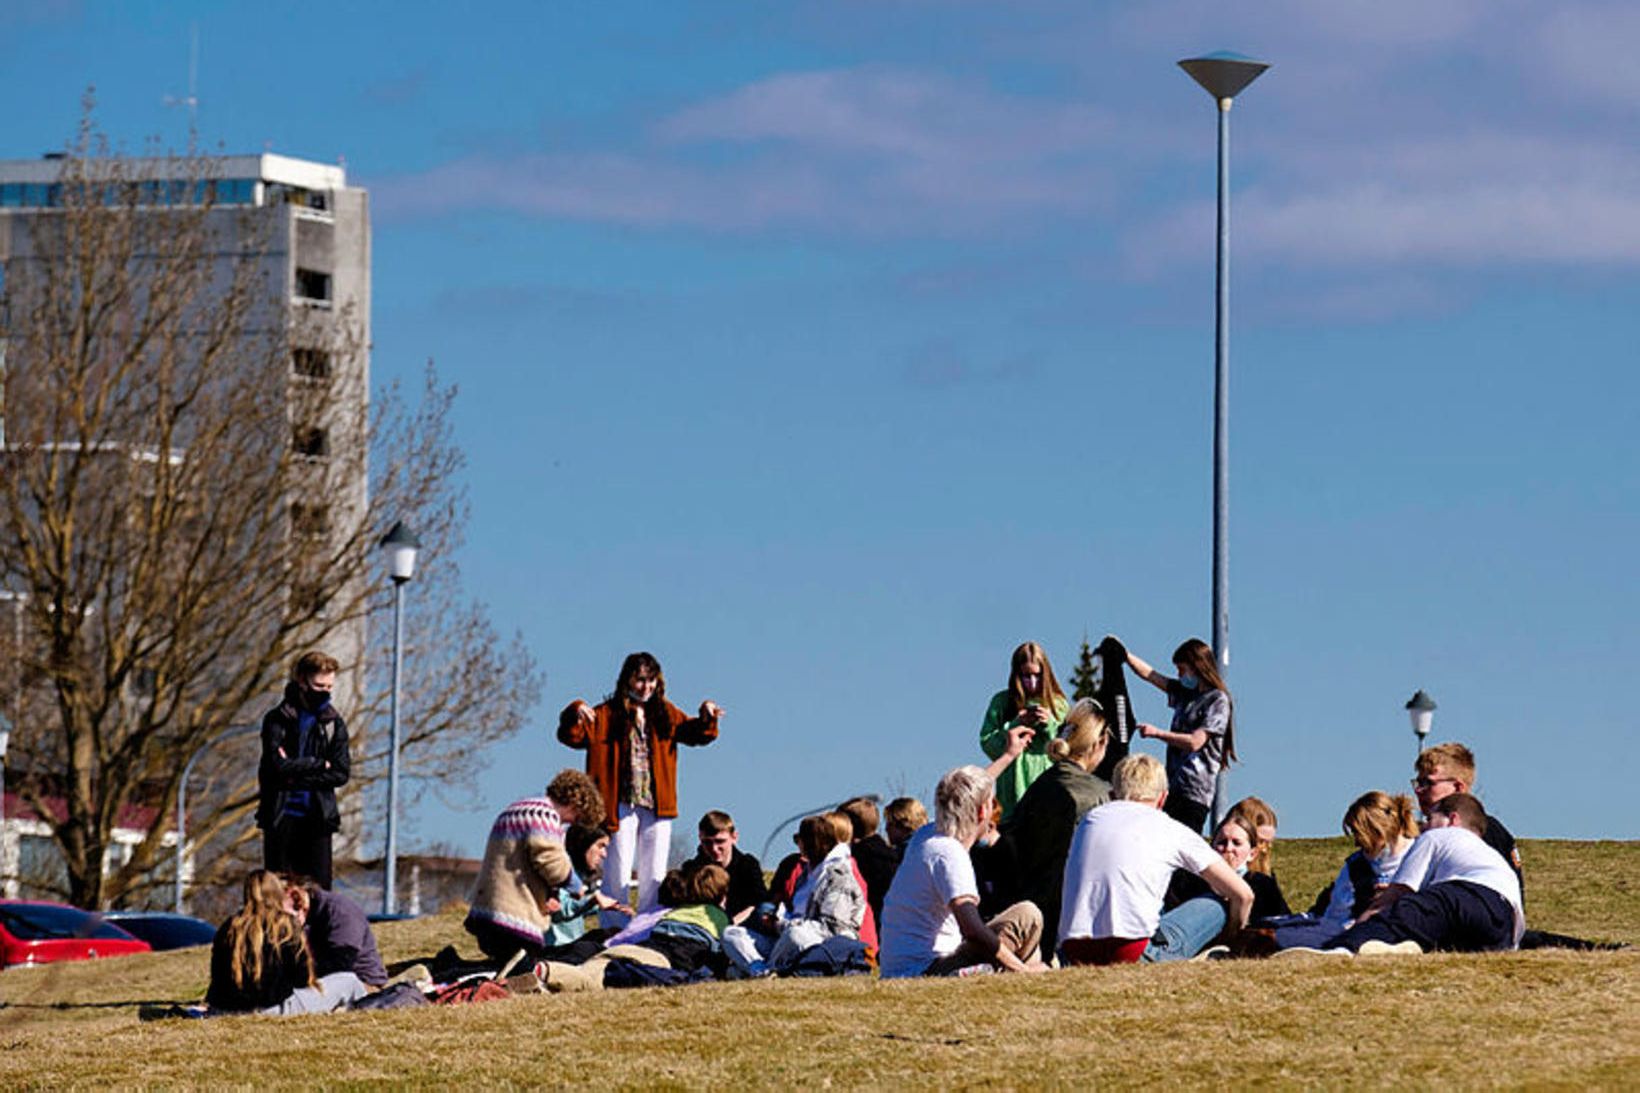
[1,838,1635,1090]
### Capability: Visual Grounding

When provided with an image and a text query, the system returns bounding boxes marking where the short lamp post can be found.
[1178,50,1269,828]
[380,521,420,916]
[1406,690,1437,757]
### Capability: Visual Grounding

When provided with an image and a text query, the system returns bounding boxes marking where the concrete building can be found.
[0,153,372,903]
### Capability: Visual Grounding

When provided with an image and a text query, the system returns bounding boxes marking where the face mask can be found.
[1178,673,1199,691]
[627,689,651,705]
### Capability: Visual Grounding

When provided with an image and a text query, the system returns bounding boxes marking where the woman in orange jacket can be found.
[558,651,721,922]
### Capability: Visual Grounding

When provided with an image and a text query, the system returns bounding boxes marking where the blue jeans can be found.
[1141,897,1226,963]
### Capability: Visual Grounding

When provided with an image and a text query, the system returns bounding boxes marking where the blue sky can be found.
[4,2,1636,858]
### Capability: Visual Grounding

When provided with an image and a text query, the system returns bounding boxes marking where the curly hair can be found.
[546,768,605,827]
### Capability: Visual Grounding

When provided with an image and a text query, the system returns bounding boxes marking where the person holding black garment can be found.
[1119,637,1235,835]
[257,651,350,889]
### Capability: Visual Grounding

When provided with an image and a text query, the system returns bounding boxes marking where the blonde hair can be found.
[884,797,927,841]
[1048,699,1109,764]
[1343,791,1420,856]
[1416,742,1476,785]
[1228,796,1278,873]
[1112,754,1168,803]
[934,766,994,841]
[226,870,313,994]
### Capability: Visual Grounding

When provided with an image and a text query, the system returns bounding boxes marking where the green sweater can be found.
[979,690,1069,817]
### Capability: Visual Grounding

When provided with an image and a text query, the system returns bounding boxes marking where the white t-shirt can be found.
[1059,799,1220,944]
[1392,826,1525,946]
[878,824,978,979]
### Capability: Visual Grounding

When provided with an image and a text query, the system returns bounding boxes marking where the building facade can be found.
[0,152,372,903]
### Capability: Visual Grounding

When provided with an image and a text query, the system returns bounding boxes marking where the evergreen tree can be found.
[1069,634,1098,700]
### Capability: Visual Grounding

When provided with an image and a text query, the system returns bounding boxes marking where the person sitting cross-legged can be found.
[878,765,1046,978]
[1322,792,1524,955]
[1058,753,1253,966]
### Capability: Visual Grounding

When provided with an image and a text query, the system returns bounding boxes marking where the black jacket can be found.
[1092,636,1138,782]
[205,921,311,1012]
[257,681,350,833]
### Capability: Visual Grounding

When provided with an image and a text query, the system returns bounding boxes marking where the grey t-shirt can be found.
[1165,683,1229,808]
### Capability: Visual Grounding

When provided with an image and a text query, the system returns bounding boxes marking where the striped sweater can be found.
[464,796,574,947]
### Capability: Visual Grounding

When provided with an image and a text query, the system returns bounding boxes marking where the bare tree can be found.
[0,110,538,908]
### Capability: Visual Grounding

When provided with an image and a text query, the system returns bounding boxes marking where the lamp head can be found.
[1405,690,1437,740]
[1179,51,1270,103]
[379,521,421,584]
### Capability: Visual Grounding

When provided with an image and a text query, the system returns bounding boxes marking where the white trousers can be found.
[258,971,368,1016]
[600,803,671,926]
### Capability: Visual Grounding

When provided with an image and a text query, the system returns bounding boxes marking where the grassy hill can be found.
[2,838,1635,1088]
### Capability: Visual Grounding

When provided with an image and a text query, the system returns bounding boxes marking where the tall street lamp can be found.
[379,521,420,916]
[1406,690,1437,758]
[1178,51,1269,828]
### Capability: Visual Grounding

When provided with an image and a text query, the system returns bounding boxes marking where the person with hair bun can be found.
[994,698,1112,961]
[980,642,1070,818]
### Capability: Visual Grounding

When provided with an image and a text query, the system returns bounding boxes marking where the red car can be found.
[0,900,152,968]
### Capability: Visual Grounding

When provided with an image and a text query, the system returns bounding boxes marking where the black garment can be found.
[1092,636,1138,782]
[849,835,898,926]
[306,888,386,987]
[1163,795,1210,836]
[204,921,311,1012]
[466,917,550,965]
[1167,869,1289,921]
[998,759,1111,958]
[683,846,768,921]
[1483,814,1524,895]
[265,814,334,889]
[258,681,350,889]
[1326,880,1514,953]
[1308,850,1380,921]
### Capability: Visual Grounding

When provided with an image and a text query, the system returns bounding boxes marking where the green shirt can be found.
[979,690,1069,818]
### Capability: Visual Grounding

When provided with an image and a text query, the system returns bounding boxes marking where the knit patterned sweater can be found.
[464,796,574,947]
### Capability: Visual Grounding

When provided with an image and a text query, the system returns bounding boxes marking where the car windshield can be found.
[0,903,136,942]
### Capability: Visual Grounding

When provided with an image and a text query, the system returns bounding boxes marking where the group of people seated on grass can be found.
[202,639,1538,1013]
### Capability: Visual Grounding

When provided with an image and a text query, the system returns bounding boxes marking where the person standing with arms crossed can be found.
[256,652,350,889]
[558,651,722,924]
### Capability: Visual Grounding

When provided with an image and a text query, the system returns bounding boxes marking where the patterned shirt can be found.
[623,712,655,809]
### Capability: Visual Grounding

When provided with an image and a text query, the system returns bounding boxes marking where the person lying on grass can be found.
[1322,792,1524,955]
[1057,753,1253,966]
[206,869,368,1016]
[540,862,731,991]
[878,765,1047,978]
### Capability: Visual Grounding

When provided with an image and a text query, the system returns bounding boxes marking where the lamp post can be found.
[1178,51,1269,828]
[379,521,420,916]
[0,590,23,897]
[1405,690,1437,758]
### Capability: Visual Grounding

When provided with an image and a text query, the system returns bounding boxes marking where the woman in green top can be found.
[979,641,1070,817]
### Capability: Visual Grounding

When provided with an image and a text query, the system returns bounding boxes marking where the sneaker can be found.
[1358,939,1423,957]
[1272,946,1352,959]
[1191,945,1231,962]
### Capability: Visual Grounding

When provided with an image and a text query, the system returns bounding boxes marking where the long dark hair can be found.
[612,651,666,722]
[1172,638,1237,765]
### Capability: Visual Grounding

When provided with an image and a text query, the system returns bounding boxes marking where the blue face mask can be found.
[1178,673,1199,691]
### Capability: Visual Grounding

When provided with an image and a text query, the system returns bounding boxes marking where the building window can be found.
[294,268,332,304]
[292,347,331,379]
[293,426,329,458]
[290,503,330,538]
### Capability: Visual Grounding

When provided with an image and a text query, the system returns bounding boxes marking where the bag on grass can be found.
[431,978,510,1005]
[349,982,430,1011]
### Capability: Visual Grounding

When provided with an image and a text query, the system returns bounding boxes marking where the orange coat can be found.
[557,698,718,832]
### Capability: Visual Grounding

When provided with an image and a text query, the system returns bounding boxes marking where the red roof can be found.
[2,790,162,833]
